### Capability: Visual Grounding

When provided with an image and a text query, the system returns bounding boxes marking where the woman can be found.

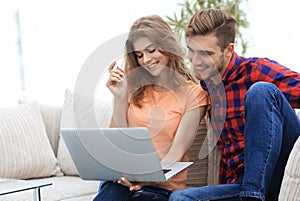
[93,15,209,201]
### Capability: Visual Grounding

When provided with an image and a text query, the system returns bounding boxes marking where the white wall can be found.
[244,0,300,71]
[0,0,299,106]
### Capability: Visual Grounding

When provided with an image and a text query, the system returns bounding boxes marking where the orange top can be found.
[127,80,209,191]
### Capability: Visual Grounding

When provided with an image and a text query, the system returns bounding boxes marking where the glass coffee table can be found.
[0,178,52,201]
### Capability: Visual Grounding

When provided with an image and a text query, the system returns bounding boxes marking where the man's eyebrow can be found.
[186,44,205,52]
[187,45,214,55]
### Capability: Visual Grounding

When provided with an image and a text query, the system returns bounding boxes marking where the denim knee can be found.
[246,82,278,99]
[245,82,281,110]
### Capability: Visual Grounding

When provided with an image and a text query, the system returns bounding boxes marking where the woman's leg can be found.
[93,182,171,201]
[129,186,171,201]
[93,181,134,201]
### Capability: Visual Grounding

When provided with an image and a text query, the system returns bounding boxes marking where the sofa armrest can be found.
[279,136,300,200]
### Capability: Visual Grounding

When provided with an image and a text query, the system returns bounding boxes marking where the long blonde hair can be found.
[125,15,196,107]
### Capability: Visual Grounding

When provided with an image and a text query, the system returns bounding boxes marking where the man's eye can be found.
[198,51,210,56]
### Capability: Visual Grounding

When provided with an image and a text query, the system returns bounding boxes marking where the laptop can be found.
[60,127,193,182]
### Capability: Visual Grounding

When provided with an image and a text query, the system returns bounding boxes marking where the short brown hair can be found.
[186,8,236,51]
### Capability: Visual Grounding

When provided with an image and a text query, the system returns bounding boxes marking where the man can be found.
[169,8,300,201]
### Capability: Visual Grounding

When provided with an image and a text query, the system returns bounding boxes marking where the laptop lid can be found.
[60,127,192,182]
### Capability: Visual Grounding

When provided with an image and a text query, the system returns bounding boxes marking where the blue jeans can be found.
[169,82,300,201]
[93,181,172,201]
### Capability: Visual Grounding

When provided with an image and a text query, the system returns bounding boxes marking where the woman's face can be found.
[133,37,169,77]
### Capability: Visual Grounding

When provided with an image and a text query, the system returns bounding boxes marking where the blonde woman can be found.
[93,15,209,201]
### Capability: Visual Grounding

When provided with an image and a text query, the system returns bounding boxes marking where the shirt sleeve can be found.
[254,58,300,107]
[184,81,210,112]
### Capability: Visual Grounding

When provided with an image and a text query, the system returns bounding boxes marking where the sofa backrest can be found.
[186,118,208,187]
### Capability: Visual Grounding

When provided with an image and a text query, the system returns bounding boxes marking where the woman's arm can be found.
[106,61,129,128]
[109,95,129,128]
[161,105,207,162]
[121,105,208,191]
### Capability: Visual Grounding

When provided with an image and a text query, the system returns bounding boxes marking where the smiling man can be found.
[169,8,300,201]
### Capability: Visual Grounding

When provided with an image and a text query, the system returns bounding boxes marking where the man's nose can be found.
[190,54,203,67]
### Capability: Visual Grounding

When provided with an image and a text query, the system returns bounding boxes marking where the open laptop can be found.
[60,127,193,182]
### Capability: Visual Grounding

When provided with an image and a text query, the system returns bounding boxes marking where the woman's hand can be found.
[117,176,143,191]
[106,61,128,98]
[117,176,157,191]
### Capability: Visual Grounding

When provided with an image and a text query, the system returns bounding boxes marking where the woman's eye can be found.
[149,48,155,53]
[136,54,143,58]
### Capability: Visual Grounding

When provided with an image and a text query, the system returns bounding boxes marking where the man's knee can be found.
[245,82,280,108]
[247,82,277,98]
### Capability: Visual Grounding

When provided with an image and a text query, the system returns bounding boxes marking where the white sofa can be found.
[0,89,299,200]
[0,88,211,201]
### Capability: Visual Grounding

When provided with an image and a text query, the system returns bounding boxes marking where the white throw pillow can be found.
[57,89,113,175]
[18,99,63,157]
[0,103,63,179]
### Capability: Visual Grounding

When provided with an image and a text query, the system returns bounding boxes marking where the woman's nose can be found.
[143,53,152,64]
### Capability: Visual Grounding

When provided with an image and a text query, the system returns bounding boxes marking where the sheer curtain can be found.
[0,5,21,107]
[2,1,179,106]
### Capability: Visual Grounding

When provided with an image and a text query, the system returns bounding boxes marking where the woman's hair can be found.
[125,15,196,107]
[186,9,236,51]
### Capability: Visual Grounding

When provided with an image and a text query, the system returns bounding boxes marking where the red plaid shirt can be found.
[201,52,300,184]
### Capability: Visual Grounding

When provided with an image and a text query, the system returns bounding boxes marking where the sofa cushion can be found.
[57,89,113,175]
[0,103,63,179]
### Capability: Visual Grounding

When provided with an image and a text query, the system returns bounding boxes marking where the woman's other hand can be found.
[106,61,127,97]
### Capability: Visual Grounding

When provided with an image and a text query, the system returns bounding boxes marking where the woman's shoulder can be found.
[183,80,204,91]
[174,80,206,97]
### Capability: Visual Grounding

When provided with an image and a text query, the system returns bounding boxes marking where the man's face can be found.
[187,34,227,82]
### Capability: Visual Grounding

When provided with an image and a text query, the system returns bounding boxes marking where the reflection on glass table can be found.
[0,178,52,201]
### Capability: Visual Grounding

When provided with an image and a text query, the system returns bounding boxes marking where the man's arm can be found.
[255,59,300,108]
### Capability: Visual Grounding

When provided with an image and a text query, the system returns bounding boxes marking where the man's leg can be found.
[169,182,242,201]
[241,82,300,200]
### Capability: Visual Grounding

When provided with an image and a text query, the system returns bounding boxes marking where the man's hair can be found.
[186,8,236,51]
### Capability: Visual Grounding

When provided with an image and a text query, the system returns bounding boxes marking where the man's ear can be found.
[225,43,234,56]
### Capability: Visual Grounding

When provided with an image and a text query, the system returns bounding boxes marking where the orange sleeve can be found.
[184,81,210,112]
